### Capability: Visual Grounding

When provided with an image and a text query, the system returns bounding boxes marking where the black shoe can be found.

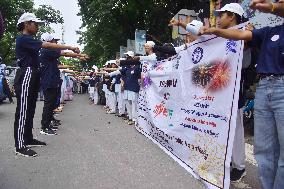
[40,128,57,136]
[122,116,128,120]
[15,147,37,157]
[51,121,61,126]
[50,126,58,131]
[230,168,246,182]
[26,139,46,147]
[52,118,61,123]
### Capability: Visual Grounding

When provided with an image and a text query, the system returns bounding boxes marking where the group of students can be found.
[89,0,284,188]
[88,51,141,125]
[2,0,284,188]
[12,12,88,158]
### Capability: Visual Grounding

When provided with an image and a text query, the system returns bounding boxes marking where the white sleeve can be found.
[185,22,202,35]
[109,70,121,77]
[139,53,157,62]
[185,23,192,33]
[174,45,186,54]
[111,78,116,84]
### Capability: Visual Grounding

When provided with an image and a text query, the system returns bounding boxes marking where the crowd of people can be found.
[0,0,283,189]
[86,1,284,188]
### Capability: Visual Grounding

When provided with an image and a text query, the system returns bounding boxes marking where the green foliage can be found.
[0,1,63,65]
[77,0,207,67]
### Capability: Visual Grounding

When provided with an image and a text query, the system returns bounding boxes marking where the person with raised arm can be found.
[199,2,284,188]
[14,13,80,157]
[250,0,284,17]
[39,32,88,136]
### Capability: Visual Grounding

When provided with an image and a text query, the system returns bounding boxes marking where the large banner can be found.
[136,34,244,189]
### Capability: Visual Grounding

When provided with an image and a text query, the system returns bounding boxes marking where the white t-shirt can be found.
[139,53,157,63]
[174,44,187,54]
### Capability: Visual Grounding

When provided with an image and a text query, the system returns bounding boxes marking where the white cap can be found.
[214,3,244,17]
[186,20,204,35]
[92,65,98,70]
[124,51,135,57]
[17,12,44,26]
[0,64,6,68]
[104,60,117,66]
[144,41,155,48]
[41,32,60,42]
[92,65,99,72]
[109,60,117,64]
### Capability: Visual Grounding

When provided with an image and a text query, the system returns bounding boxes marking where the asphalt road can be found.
[0,95,260,189]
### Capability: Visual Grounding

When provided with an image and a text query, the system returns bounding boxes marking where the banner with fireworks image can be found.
[136,33,244,189]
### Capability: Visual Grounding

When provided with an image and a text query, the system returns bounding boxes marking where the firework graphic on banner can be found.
[192,60,231,92]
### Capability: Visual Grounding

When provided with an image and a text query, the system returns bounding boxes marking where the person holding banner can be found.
[171,3,250,182]
[199,2,284,188]
[212,3,249,183]
[132,41,157,63]
[250,0,284,17]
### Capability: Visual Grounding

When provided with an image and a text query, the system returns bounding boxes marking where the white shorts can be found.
[115,84,121,93]
[123,90,138,101]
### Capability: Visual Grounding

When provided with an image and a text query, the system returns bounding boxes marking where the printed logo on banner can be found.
[192,47,204,64]
[192,60,231,92]
[225,40,237,55]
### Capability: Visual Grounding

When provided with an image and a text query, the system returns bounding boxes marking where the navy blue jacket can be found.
[120,66,141,93]
[250,24,284,74]
[39,48,61,90]
[16,35,42,69]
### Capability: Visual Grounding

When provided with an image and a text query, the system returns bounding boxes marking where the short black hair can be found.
[17,22,25,32]
[17,21,37,32]
[225,11,243,24]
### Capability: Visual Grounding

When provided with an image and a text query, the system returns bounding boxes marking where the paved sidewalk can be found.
[0,95,206,189]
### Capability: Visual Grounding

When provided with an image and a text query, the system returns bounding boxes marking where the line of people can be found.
[13,12,88,157]
[88,0,284,188]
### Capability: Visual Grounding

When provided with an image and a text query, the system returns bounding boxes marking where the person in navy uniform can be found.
[106,62,119,114]
[108,60,141,125]
[39,33,88,136]
[199,0,284,188]
[14,13,80,157]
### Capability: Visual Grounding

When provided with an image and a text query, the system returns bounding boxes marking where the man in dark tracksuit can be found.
[14,13,80,157]
[14,14,46,157]
[39,35,61,136]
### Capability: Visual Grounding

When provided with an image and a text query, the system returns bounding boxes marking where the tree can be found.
[77,0,210,67]
[0,0,63,65]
